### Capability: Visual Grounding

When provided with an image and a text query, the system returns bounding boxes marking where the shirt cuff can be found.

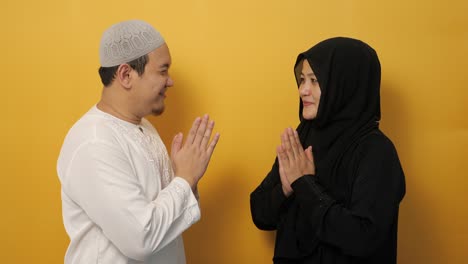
[171,177,201,225]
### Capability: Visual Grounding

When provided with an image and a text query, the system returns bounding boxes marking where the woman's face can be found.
[299,59,321,120]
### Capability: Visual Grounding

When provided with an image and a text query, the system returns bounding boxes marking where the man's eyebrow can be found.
[159,63,170,69]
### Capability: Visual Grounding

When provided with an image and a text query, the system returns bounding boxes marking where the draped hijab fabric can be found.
[294,37,381,190]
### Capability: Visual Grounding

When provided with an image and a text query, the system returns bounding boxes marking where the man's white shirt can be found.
[57,105,200,264]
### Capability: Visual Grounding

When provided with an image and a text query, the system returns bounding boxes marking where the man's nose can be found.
[166,76,174,87]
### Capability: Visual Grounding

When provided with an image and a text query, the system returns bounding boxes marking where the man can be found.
[57,20,220,264]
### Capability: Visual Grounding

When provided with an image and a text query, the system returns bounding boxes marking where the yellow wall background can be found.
[2,0,467,263]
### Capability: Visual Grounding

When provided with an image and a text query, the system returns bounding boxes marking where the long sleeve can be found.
[291,136,405,257]
[62,139,200,261]
[250,159,290,230]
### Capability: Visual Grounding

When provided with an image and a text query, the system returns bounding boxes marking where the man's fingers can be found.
[171,132,183,158]
[206,132,220,156]
[194,114,209,146]
[201,120,215,148]
[186,117,201,144]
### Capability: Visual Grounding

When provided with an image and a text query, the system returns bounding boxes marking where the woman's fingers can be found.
[277,145,288,163]
[287,127,301,158]
[305,146,314,161]
[281,130,295,161]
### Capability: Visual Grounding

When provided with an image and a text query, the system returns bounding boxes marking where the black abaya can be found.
[250,37,406,264]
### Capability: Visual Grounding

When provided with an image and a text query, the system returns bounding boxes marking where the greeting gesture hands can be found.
[171,114,220,190]
[277,127,315,197]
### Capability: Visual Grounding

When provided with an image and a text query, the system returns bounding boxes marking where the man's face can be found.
[130,43,174,117]
[299,59,321,120]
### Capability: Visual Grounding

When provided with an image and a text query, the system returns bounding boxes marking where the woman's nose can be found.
[299,84,310,96]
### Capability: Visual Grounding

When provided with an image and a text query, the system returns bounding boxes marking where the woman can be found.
[250,37,406,264]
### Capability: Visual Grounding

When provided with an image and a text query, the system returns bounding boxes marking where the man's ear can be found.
[115,64,133,89]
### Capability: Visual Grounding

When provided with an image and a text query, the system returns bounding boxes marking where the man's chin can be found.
[151,106,165,116]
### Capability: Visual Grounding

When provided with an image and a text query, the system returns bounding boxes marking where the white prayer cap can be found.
[99,20,165,67]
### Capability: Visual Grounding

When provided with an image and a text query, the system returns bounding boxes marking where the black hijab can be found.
[294,37,381,188]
